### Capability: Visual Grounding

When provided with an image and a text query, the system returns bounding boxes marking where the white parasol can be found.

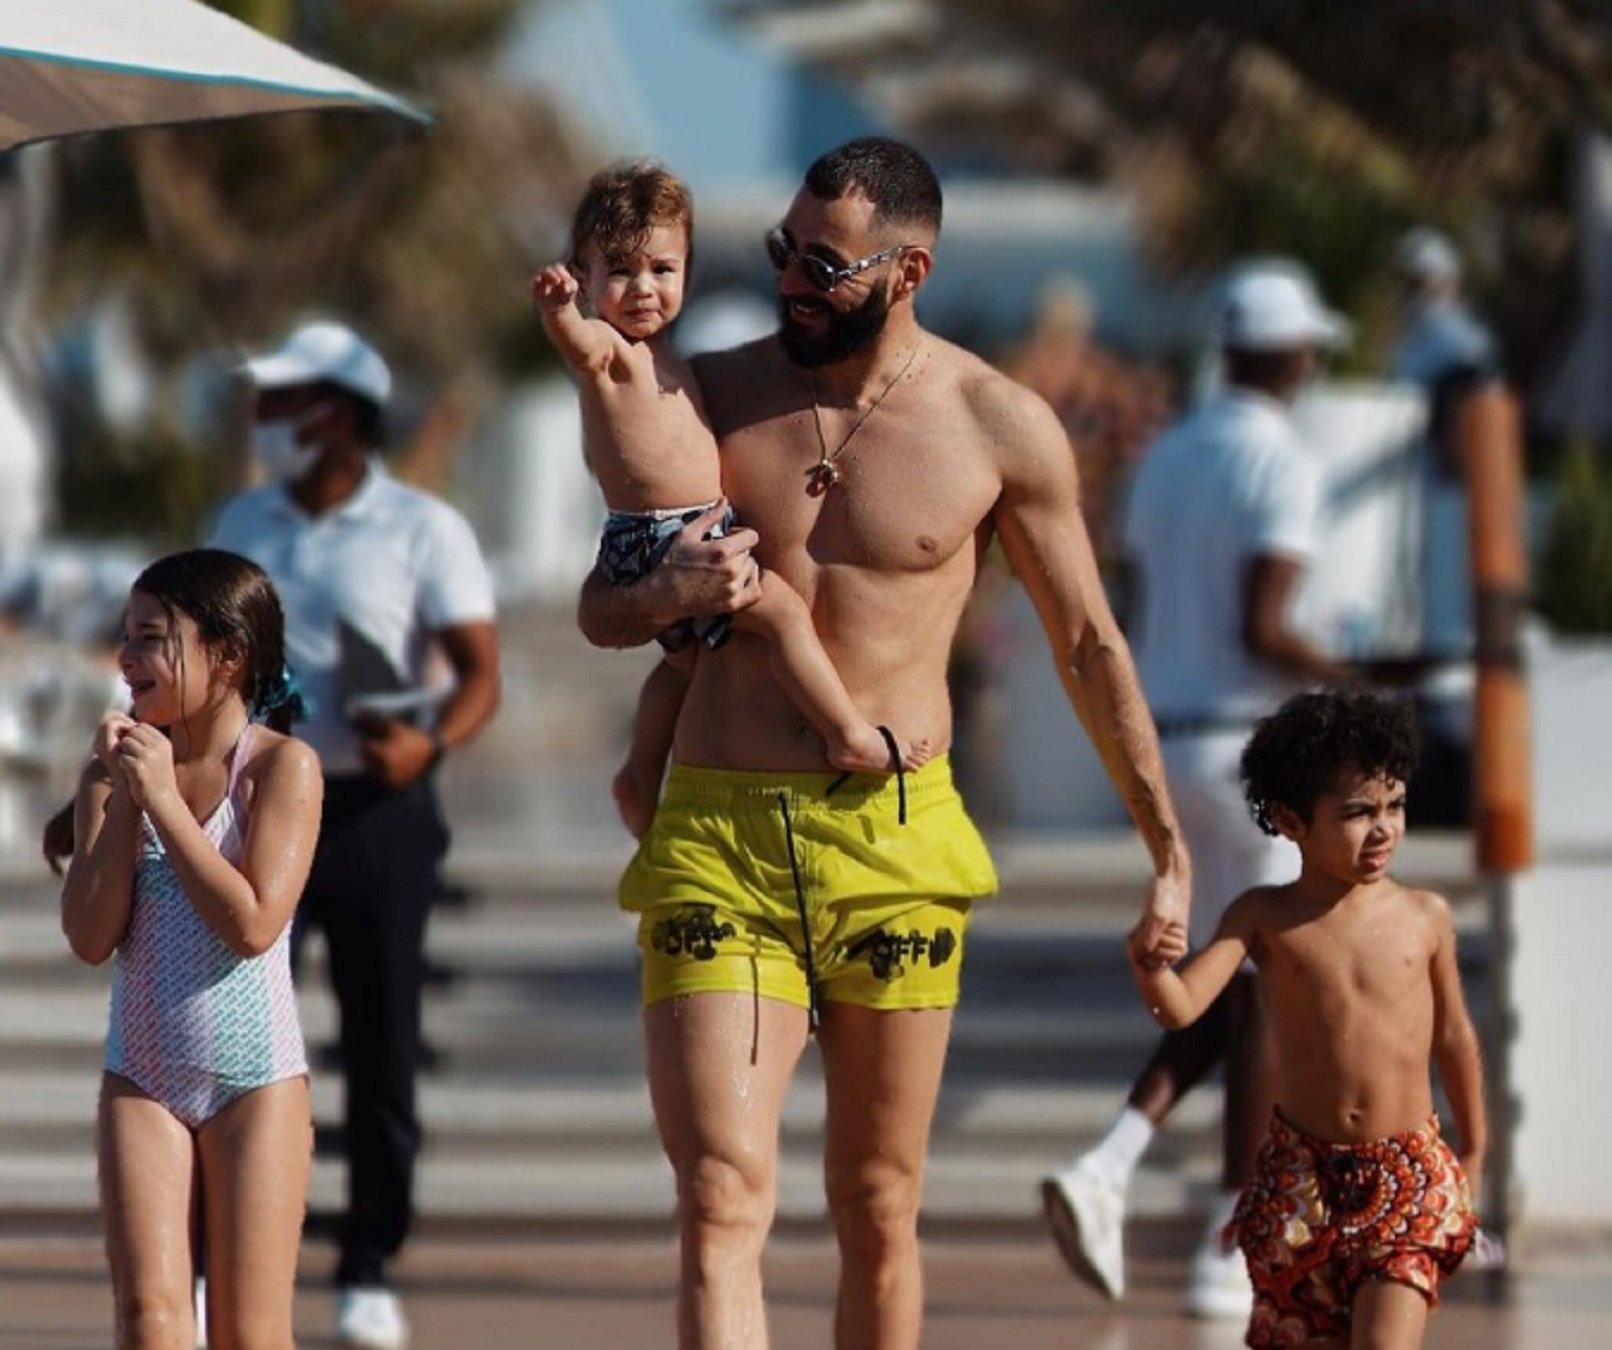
[0,1,427,573]
[0,0,426,153]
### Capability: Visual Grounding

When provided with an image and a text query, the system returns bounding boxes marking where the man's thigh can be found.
[817,897,971,1012]
[644,993,810,1180]
[819,1003,954,1189]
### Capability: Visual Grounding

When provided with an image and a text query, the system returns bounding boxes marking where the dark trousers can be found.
[294,774,448,1288]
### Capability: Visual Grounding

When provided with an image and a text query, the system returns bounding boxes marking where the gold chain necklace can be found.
[805,344,923,496]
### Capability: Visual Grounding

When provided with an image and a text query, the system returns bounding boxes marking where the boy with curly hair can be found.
[1128,690,1484,1348]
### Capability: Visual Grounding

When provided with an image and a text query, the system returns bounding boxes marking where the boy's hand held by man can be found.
[1127,917,1186,972]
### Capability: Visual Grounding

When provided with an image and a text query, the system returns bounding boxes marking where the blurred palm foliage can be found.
[1538,441,1612,634]
[728,0,1612,626]
[729,0,1609,382]
[43,0,594,536]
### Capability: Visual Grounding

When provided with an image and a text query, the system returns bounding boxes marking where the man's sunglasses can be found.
[765,226,912,292]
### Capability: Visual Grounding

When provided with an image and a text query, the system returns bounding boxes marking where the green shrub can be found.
[55,423,229,547]
[1537,442,1612,634]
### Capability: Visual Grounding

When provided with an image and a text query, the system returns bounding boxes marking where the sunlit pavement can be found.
[2,1222,1608,1347]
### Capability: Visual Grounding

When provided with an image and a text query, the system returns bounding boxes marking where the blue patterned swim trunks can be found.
[596,501,737,652]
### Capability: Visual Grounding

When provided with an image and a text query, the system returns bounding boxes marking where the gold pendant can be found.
[806,457,841,497]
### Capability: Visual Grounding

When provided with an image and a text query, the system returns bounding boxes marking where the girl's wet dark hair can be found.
[1240,691,1421,837]
[43,549,303,875]
[132,549,301,731]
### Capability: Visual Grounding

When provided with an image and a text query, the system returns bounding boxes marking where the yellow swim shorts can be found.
[619,756,999,1014]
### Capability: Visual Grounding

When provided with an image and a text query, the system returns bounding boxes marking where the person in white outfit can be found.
[1391,228,1496,404]
[210,321,502,1349]
[1041,262,1353,1318]
[1391,226,1501,661]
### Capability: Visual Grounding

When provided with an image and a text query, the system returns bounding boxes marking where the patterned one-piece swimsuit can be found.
[105,724,308,1128]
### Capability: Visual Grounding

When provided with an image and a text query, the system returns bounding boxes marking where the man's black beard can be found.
[778,285,890,369]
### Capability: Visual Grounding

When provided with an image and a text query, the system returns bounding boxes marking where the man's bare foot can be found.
[611,762,660,839]
[827,725,934,774]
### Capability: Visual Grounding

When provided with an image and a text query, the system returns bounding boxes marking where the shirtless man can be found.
[578,137,1190,1350]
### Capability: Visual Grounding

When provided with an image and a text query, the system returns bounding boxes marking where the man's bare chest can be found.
[718,416,998,576]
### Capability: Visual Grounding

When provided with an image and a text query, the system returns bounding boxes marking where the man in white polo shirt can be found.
[1042,262,1352,1319]
[210,321,500,1348]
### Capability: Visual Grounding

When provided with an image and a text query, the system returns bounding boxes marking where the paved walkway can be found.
[3,1225,1609,1347]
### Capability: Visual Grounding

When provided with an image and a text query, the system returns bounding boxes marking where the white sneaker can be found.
[1040,1161,1126,1299]
[1183,1237,1254,1320]
[336,1286,409,1348]
[1468,1226,1508,1271]
[194,1276,207,1349]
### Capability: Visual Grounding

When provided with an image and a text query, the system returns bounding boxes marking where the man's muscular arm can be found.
[576,502,763,649]
[990,383,1191,947]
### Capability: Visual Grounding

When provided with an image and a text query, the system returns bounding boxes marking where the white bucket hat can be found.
[242,320,392,405]
[1396,227,1462,286]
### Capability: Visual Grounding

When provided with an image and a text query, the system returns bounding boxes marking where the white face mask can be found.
[251,415,320,484]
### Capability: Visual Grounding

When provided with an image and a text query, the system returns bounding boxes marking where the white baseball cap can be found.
[1217,261,1350,352]
[1396,227,1462,285]
[242,320,392,405]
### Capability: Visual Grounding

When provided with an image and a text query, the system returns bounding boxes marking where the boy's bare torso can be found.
[676,336,1006,771]
[580,336,721,512]
[1244,878,1447,1143]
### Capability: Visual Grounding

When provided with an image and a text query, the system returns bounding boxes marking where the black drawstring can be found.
[777,739,908,1034]
[875,725,907,825]
[777,792,820,1033]
[824,725,907,825]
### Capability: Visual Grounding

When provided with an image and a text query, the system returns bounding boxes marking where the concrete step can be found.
[0,826,1492,1223]
[423,826,1487,913]
[0,1141,1223,1230]
[0,1070,1223,1156]
[0,1070,1226,1226]
[0,847,1492,986]
[0,947,1490,1082]
[0,981,1181,1078]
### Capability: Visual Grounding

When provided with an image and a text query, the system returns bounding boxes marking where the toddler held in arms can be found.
[533,161,928,837]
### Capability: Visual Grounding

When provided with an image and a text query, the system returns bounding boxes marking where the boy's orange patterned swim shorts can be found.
[1228,1110,1476,1347]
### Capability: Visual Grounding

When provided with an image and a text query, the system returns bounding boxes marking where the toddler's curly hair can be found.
[1240,691,1420,836]
[569,161,693,272]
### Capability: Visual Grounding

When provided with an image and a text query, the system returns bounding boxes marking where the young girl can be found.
[56,549,323,1349]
